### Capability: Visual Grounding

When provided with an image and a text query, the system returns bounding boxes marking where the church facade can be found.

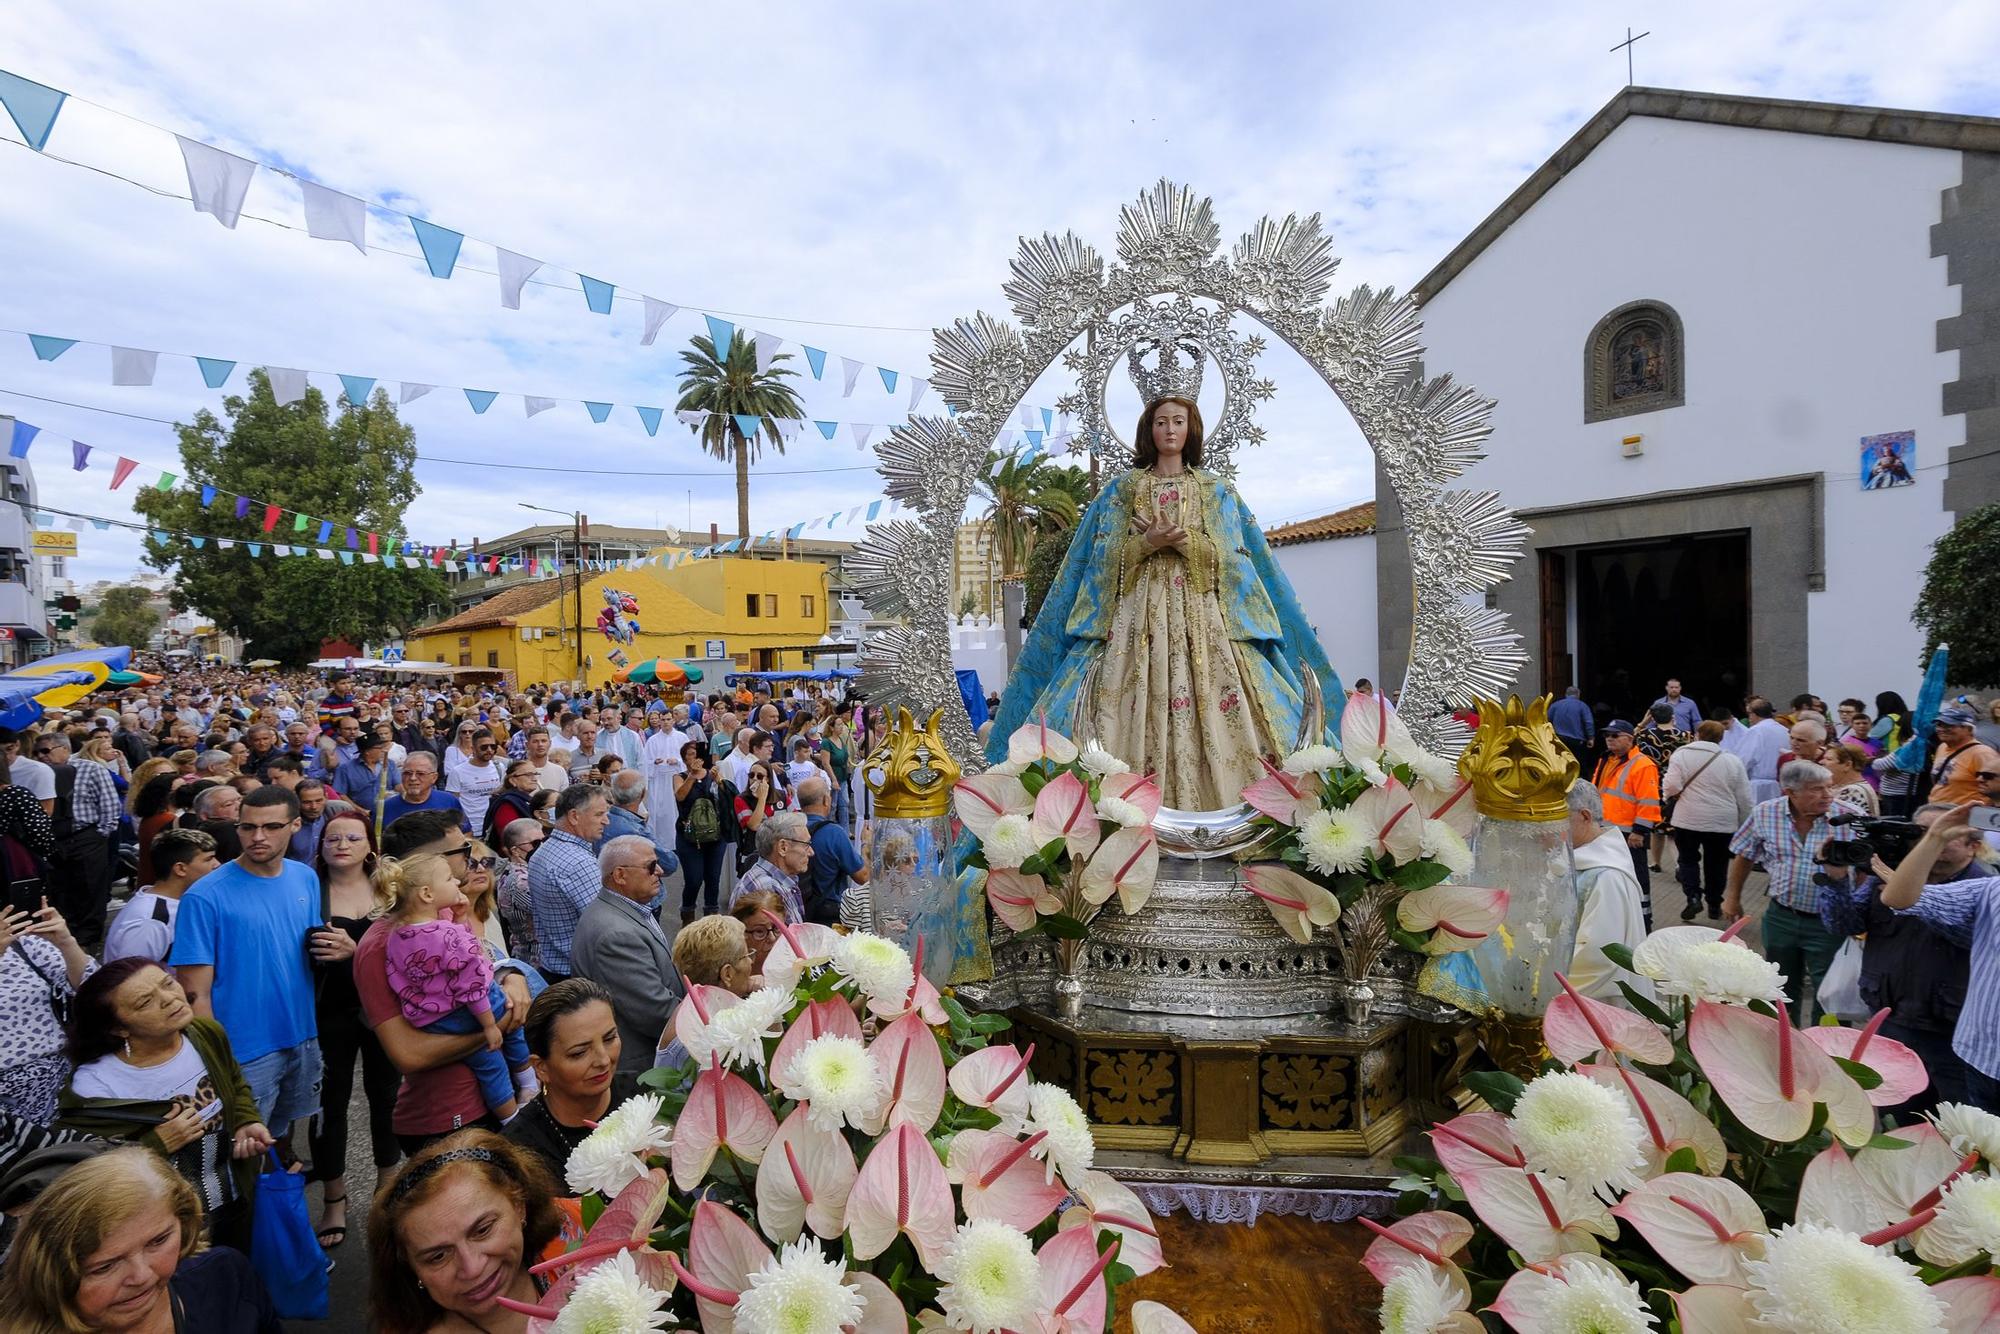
[1319,87,2000,722]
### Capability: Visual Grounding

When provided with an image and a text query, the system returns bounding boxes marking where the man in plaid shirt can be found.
[38,730,121,952]
[1722,758,1859,1024]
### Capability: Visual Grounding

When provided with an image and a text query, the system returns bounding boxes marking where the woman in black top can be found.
[501,979,642,1184]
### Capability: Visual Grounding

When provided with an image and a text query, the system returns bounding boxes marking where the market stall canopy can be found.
[246,658,281,668]
[102,670,163,687]
[0,645,133,728]
[612,658,691,686]
[721,668,860,685]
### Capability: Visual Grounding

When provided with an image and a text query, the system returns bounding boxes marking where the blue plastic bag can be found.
[249,1149,329,1320]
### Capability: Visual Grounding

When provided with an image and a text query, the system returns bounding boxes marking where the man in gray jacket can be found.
[570,834,684,1073]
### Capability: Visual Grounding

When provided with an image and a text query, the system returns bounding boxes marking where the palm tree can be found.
[972,451,1092,583]
[675,330,807,543]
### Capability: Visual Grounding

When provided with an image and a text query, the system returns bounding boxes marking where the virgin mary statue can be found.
[988,383,1342,808]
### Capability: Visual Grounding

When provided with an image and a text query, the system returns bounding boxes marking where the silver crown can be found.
[1126,338,1204,406]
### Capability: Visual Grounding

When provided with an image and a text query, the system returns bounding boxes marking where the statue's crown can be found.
[1126,337,1204,407]
[862,707,963,819]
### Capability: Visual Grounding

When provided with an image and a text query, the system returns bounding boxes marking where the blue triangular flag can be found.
[804,346,827,380]
[0,70,67,152]
[195,357,235,388]
[7,420,37,459]
[635,406,663,437]
[787,523,804,538]
[867,500,882,519]
[583,401,613,423]
[464,389,498,414]
[27,334,74,361]
[878,367,898,394]
[337,550,354,565]
[317,520,334,543]
[91,519,109,530]
[815,420,837,440]
[1042,407,1054,432]
[733,414,762,440]
[703,314,734,351]
[410,217,463,278]
[247,543,261,557]
[580,275,615,315]
[1024,430,1043,451]
[189,536,205,549]
[338,373,376,405]
[32,512,51,527]
[200,485,216,507]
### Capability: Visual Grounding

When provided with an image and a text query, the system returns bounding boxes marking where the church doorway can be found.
[1551,531,1751,727]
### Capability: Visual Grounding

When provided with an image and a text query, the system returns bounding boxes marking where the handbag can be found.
[1666,749,1725,828]
[1816,937,1869,1024]
[249,1149,330,1319]
[8,940,71,1027]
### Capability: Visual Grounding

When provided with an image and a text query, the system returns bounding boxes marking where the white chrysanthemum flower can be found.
[935,1219,1042,1334]
[1079,742,1130,777]
[549,1249,671,1334]
[833,931,916,1005]
[1299,808,1371,876]
[1522,1255,1655,1333]
[1025,1083,1095,1188]
[1378,1266,1462,1334]
[1096,794,1149,827]
[686,988,792,1073]
[563,1093,669,1196]
[733,1241,864,1334]
[1418,819,1473,876]
[1744,1223,1944,1333]
[982,813,1043,869]
[1281,743,1343,776]
[1920,1173,2000,1265]
[1406,750,1460,790]
[776,1034,885,1132]
[1637,939,1788,1006]
[1510,1071,1646,1199]
[1934,1103,2000,1164]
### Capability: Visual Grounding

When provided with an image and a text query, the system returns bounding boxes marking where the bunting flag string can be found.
[0,326,1067,441]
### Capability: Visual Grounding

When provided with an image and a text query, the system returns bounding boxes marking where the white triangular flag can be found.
[841,357,863,397]
[175,135,257,229]
[995,429,1015,449]
[1018,405,1037,431]
[497,249,542,310]
[776,418,803,443]
[675,410,705,427]
[300,179,366,253]
[523,396,557,418]
[641,297,679,346]
[906,376,927,412]
[400,382,434,404]
[110,347,159,386]
[754,331,783,374]
[850,422,874,451]
[217,538,235,550]
[361,552,379,563]
[267,367,308,405]
[317,548,335,560]
[846,506,863,523]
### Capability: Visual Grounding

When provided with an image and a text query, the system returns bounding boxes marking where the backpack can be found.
[684,782,722,846]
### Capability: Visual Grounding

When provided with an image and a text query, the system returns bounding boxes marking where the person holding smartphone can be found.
[0,897,95,1127]
[732,763,783,879]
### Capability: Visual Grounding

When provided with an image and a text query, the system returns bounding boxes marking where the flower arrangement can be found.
[508,917,1196,1333]
[1238,691,1506,979]
[1369,923,2000,1332]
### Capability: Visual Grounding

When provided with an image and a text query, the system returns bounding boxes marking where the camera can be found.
[1821,813,1927,869]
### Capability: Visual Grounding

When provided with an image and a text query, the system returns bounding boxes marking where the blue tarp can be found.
[958,669,989,731]
[721,668,862,685]
[0,646,135,730]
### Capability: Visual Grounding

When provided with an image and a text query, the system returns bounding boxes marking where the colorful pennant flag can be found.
[196,357,235,388]
[0,69,67,151]
[28,333,74,361]
[7,420,36,459]
[410,217,463,278]
[110,457,138,488]
[580,275,615,315]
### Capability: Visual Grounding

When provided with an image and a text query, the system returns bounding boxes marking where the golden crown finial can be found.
[862,707,964,819]
[1456,694,1580,822]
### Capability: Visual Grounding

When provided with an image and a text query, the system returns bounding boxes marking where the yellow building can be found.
[952,520,1002,618]
[404,555,830,690]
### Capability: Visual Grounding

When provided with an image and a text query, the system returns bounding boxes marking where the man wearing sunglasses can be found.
[570,834,684,1075]
[448,727,506,833]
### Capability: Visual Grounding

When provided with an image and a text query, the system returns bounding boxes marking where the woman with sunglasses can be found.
[306,811,399,1251]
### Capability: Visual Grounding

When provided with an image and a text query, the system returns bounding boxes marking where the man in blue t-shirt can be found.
[799,777,868,927]
[379,752,468,833]
[171,785,325,1154]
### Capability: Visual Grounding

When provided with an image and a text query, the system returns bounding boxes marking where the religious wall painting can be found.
[1859,429,1915,491]
[1584,298,1685,423]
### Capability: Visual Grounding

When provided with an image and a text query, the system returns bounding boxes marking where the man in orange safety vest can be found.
[1592,718,1662,929]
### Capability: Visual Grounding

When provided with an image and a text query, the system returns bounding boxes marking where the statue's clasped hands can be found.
[1143,518,1188,551]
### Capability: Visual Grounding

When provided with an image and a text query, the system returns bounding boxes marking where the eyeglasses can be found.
[469,855,498,871]
[744,925,779,940]
[626,860,664,875]
[442,843,473,860]
[236,820,296,835]
[1979,772,2000,781]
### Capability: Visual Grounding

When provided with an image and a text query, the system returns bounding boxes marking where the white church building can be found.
[1276,86,2000,722]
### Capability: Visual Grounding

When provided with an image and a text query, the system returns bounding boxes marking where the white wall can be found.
[1418,116,1963,704]
[1272,533,1381,694]
[950,614,1011,701]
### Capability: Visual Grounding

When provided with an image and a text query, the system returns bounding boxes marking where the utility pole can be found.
[521,503,588,684]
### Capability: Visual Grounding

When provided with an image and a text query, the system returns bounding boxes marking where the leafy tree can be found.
[1915,501,2000,686]
[971,452,1091,581]
[675,330,807,543]
[132,370,450,665]
[1024,523,1078,623]
[957,589,978,618]
[87,585,160,650]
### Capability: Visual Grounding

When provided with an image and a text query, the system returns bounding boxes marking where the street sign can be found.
[705,639,726,658]
[31,531,77,554]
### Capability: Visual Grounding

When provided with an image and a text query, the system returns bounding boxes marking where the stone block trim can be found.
[1936,152,2000,517]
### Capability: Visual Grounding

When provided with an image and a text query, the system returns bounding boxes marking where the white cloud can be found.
[0,0,1994,588]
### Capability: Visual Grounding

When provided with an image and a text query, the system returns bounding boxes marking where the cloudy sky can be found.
[2,0,1997,591]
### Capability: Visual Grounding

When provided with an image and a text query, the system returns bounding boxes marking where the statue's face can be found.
[1152,401,1190,458]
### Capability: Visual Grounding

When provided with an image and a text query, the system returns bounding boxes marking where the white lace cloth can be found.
[1133,1183,1398,1226]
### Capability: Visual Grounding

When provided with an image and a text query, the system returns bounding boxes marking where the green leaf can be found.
[1601,941,1637,972]
[1389,926,1431,954]
[1863,1132,1915,1151]
[1039,913,1091,941]
[1832,1056,1884,1091]
[1464,1070,1526,1115]
[1617,981,1676,1031]
[968,1012,1013,1034]
[1392,1154,1443,1176]
[1391,859,1452,891]
[1020,766,1048,797]
[1663,1146,1700,1175]
[579,1192,605,1229]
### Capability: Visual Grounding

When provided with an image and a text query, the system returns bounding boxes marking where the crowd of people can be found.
[0,665,884,1330]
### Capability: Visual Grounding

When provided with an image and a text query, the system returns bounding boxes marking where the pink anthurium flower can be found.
[678,1198,772,1332]
[1352,776,1423,863]
[848,1121,955,1271]
[528,1168,677,1309]
[1080,825,1159,914]
[1490,1255,1647,1333]
[1801,1007,1930,1107]
[1340,689,1405,783]
[868,936,950,1027]
[1396,884,1509,953]
[1003,716,1079,769]
[1414,772,1477,838]
[1097,770,1162,825]
[1610,1172,1768,1286]
[1059,1169,1166,1277]
[1544,972,1674,1067]
[1452,1164,1618,1263]
[860,1011,947,1135]
[669,983,743,1068]
[1029,770,1101,862]
[768,996,864,1089]
[947,1042,1035,1133]
[985,866,1050,934]
[1243,758,1319,825]
[842,1270,910,1334]
[1798,1123,1972,1246]
[758,914,842,991]
[1935,1276,2000,1333]
[1129,1302,1202,1334]
[1576,1062,1728,1177]
[1033,1223,1120,1333]
[1670,1284,1759,1332]
[1687,999,1874,1147]
[753,1104,856,1244]
[949,1127,1070,1232]
[953,771,1033,840]
[670,1059,779,1191]
[1427,1110,1527,1180]
[1240,862,1341,944]
[1359,1209,1475,1291]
